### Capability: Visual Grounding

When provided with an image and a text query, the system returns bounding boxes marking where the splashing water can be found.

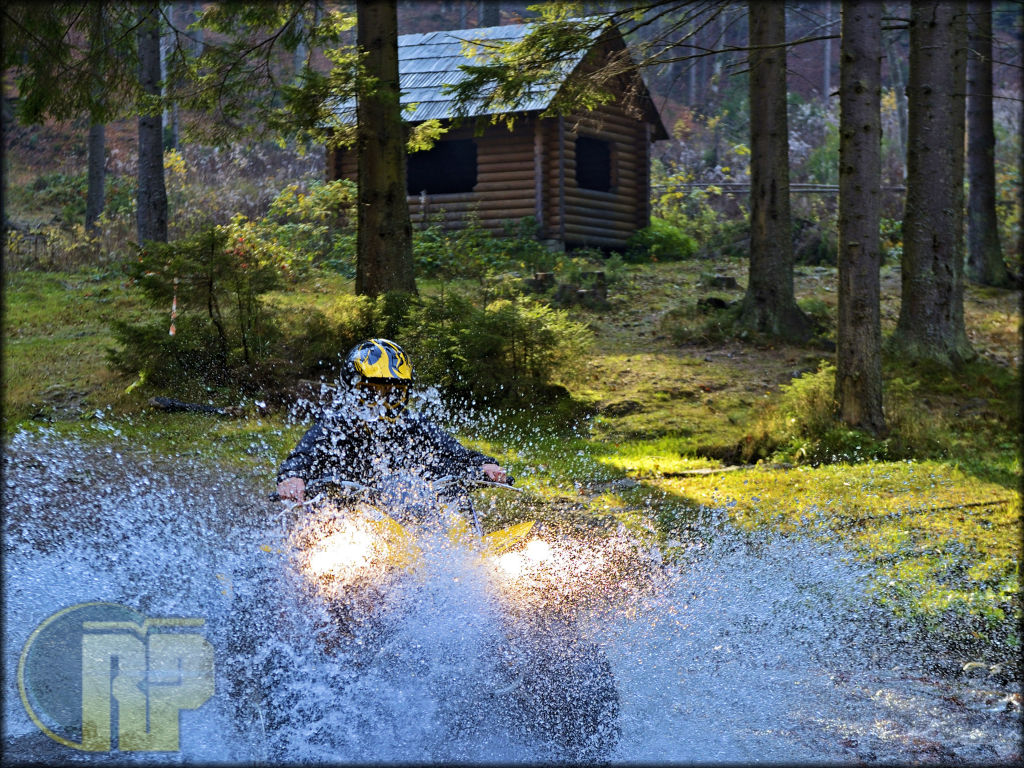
[3,426,1020,763]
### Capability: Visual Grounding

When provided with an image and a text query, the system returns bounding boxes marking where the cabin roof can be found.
[332,21,667,136]
[394,23,594,122]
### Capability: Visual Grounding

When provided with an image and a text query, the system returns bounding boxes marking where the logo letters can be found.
[20,604,215,753]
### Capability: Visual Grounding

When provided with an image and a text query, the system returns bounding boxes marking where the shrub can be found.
[797,297,835,338]
[164,142,324,236]
[993,112,1021,275]
[738,357,1021,471]
[412,215,559,281]
[556,251,625,288]
[110,227,286,391]
[223,179,359,279]
[414,213,498,282]
[659,298,742,345]
[108,223,421,397]
[499,216,555,273]
[801,117,839,185]
[270,292,405,384]
[399,291,591,403]
[770,364,838,442]
[649,159,749,256]
[792,214,838,266]
[741,364,851,464]
[758,365,943,466]
[108,217,592,402]
[880,217,902,263]
[262,179,357,274]
[9,169,132,230]
[624,217,697,263]
[27,171,88,224]
[881,376,950,457]
[3,223,104,272]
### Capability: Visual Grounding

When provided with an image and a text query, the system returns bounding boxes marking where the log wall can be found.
[326,101,655,248]
[551,102,651,248]
[329,122,540,235]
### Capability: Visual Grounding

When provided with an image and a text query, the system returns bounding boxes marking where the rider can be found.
[276,338,507,503]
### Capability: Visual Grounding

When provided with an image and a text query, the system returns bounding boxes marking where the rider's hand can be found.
[481,463,507,484]
[277,476,306,502]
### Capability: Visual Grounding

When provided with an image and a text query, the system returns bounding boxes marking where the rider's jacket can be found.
[276,407,496,488]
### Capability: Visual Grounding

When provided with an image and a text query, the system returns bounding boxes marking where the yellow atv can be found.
[227,474,620,761]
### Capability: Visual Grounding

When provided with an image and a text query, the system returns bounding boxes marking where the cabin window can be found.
[407,139,477,195]
[575,136,613,192]
[333,148,344,181]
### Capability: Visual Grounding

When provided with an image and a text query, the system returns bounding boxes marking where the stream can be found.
[3,424,1020,763]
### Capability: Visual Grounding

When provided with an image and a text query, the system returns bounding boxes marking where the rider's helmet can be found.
[343,338,414,421]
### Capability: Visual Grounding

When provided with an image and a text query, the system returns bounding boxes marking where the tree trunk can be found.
[191,2,204,54]
[823,0,832,101]
[85,2,106,233]
[85,123,106,232]
[893,1,974,366]
[480,1,501,27]
[882,28,909,181]
[136,2,168,245]
[355,0,416,298]
[966,0,1010,286]
[294,5,308,77]
[836,0,884,434]
[161,3,177,150]
[1019,2,1024,276]
[711,9,726,107]
[739,1,812,341]
[686,21,697,105]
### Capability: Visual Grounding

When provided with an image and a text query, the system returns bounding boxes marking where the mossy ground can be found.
[652,462,1020,652]
[3,256,1021,658]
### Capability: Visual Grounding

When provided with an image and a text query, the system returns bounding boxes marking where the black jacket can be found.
[276,407,496,488]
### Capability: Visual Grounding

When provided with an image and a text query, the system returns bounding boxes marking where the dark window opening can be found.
[407,139,477,195]
[575,136,612,192]
[333,148,345,181]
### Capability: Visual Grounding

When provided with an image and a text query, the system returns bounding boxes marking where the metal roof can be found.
[332,22,601,124]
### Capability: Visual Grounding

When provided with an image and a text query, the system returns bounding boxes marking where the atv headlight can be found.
[305,522,381,582]
[494,538,553,581]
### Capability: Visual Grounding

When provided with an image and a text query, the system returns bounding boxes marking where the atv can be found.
[225,474,620,761]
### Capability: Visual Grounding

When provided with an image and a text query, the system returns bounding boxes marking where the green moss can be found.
[651,461,1021,647]
[591,437,724,476]
[3,271,152,426]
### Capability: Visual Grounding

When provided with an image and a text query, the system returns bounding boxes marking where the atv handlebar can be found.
[269,475,519,539]
[269,474,517,502]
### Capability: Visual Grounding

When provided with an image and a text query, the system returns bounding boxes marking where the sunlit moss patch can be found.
[652,461,1021,650]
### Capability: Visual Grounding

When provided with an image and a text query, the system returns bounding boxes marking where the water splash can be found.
[3,427,1019,763]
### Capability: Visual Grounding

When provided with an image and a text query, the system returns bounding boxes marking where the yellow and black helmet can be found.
[344,339,413,421]
[345,338,413,385]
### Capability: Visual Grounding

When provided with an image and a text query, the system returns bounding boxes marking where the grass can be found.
[3,269,155,421]
[3,255,1021,661]
[649,461,1021,654]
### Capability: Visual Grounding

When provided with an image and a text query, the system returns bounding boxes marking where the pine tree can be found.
[836,0,884,433]
[965,0,1011,287]
[738,1,811,341]
[893,1,975,366]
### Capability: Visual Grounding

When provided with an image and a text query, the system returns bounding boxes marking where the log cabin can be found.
[328,22,669,250]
